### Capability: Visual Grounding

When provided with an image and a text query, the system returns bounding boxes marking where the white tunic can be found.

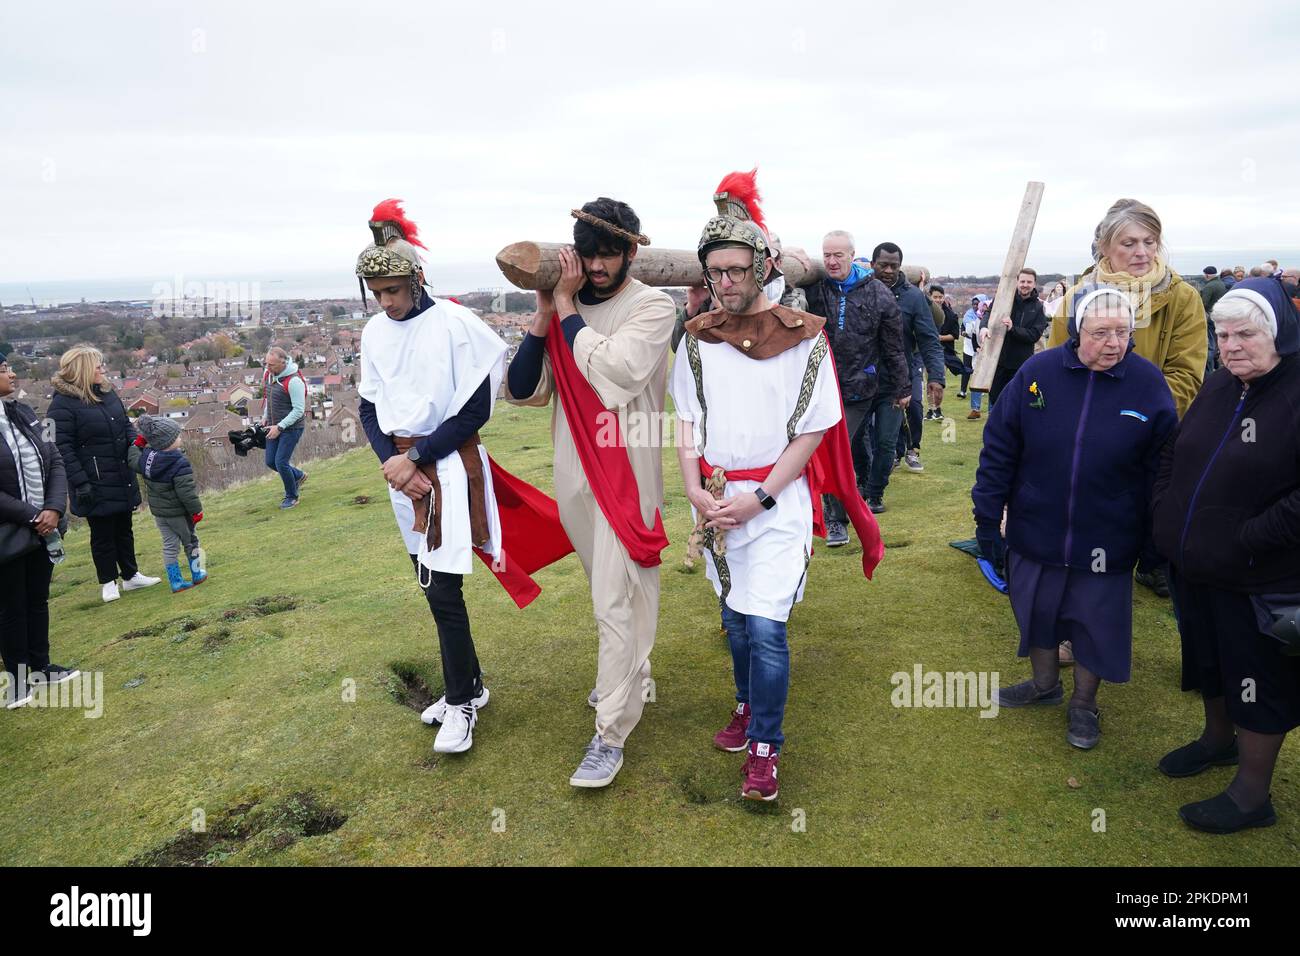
[670,332,841,622]
[358,295,507,573]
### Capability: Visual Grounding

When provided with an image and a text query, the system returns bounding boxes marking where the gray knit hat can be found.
[137,414,182,449]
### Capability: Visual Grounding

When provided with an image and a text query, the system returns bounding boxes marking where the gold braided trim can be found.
[786,334,828,442]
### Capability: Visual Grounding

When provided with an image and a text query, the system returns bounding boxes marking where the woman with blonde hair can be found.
[48,345,159,602]
[1047,199,1206,599]
[1049,199,1206,417]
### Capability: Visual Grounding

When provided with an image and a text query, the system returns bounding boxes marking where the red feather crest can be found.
[370,198,427,250]
[713,168,766,234]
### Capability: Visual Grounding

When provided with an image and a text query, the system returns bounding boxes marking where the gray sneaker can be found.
[569,733,624,788]
[905,450,924,472]
[826,521,849,547]
[587,687,598,709]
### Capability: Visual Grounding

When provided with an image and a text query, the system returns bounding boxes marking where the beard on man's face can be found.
[585,251,632,292]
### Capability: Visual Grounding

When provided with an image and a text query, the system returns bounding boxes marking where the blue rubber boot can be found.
[166,563,192,593]
[189,555,207,586]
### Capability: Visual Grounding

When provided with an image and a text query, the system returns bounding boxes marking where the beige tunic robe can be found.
[505,279,675,747]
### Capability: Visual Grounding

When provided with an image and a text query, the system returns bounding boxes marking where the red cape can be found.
[472,456,574,609]
[809,337,884,578]
[543,315,669,567]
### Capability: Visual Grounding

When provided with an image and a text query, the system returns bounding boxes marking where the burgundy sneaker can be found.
[713,702,750,752]
[742,741,780,801]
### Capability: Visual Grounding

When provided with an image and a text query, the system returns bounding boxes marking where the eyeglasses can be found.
[705,265,754,284]
[1083,328,1130,343]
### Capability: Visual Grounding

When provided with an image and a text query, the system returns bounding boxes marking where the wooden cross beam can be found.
[969,181,1046,393]
[495,241,826,290]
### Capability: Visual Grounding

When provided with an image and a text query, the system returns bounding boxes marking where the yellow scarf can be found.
[1094,256,1170,326]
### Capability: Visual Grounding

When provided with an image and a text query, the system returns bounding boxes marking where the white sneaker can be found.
[101,581,121,603]
[3,680,33,710]
[121,572,161,591]
[433,702,476,753]
[421,685,490,725]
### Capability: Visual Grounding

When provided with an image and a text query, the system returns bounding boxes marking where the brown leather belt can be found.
[391,432,490,551]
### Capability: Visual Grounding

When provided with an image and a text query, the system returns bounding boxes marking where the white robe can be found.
[670,333,841,622]
[358,295,506,574]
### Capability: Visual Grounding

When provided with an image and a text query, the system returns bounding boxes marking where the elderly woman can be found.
[48,345,159,603]
[974,287,1177,748]
[1047,198,1206,600]
[1151,277,1300,834]
[0,350,79,707]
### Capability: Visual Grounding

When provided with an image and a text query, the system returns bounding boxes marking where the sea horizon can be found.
[3,249,1295,309]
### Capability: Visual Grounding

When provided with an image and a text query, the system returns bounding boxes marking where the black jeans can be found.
[989,365,1017,407]
[0,548,53,681]
[86,511,139,584]
[823,399,872,524]
[409,555,482,706]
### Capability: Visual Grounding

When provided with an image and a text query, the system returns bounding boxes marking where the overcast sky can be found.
[2,0,1297,288]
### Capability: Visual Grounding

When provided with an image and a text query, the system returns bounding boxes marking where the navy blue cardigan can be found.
[972,342,1177,573]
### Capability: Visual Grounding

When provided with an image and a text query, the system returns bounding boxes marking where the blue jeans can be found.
[721,603,789,750]
[865,397,904,500]
[265,426,305,499]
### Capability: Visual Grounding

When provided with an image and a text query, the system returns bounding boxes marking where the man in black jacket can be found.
[805,230,909,536]
[987,269,1049,405]
[873,243,945,476]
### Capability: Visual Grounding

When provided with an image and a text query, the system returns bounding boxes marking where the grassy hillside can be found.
[2,377,1295,866]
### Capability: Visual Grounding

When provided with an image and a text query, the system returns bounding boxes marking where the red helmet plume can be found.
[712,168,766,235]
[369,198,427,250]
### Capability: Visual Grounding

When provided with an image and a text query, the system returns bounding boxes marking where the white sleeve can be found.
[357,323,380,403]
[794,342,842,436]
[668,349,699,424]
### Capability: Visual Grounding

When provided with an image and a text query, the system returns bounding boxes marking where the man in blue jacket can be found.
[262,346,309,509]
[871,242,945,477]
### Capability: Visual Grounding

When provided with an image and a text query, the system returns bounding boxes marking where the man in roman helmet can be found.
[671,198,884,802]
[354,199,570,756]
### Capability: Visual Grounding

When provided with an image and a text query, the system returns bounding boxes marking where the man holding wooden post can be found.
[504,198,675,789]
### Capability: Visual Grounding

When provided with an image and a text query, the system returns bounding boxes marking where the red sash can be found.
[472,456,574,609]
[544,315,669,567]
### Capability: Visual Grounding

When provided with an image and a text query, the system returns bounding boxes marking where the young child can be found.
[130,416,207,592]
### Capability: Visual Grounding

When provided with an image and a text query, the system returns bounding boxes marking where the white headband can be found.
[1075,288,1135,332]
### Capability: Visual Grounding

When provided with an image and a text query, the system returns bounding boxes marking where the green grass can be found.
[2,373,1296,866]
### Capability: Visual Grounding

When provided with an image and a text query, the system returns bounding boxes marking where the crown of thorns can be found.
[570,209,651,246]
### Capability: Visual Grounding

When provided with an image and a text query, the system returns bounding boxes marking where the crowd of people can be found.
[4,184,1299,835]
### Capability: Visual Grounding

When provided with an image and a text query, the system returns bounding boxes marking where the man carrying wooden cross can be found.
[504,198,675,789]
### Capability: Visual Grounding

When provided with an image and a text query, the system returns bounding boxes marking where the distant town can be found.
[0,275,1028,488]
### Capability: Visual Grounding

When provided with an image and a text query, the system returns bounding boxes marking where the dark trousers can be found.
[866,397,905,500]
[409,555,482,706]
[86,511,139,584]
[989,365,1016,406]
[959,355,974,394]
[0,548,53,681]
[823,400,871,524]
[895,369,924,456]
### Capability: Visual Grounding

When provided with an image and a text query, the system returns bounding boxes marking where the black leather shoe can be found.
[1179,791,1276,834]
[1158,738,1239,778]
[1135,567,1170,597]
[1066,706,1101,749]
[997,679,1063,708]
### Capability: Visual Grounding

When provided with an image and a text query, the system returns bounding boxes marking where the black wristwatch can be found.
[754,486,776,510]
[406,446,421,464]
